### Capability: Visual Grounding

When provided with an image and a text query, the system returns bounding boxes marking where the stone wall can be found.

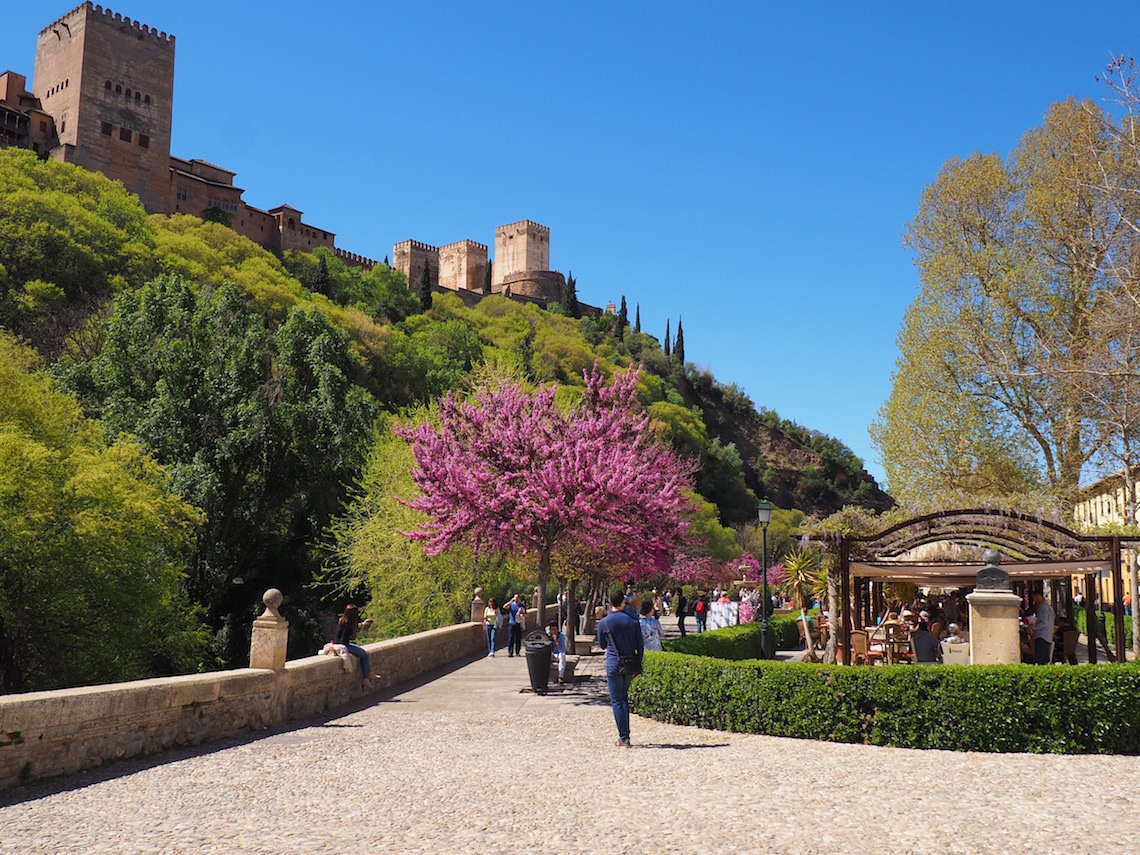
[0,609,548,791]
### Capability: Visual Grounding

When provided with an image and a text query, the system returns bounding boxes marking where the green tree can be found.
[664,319,671,357]
[311,253,331,296]
[674,316,685,365]
[67,276,378,664]
[418,262,433,313]
[618,295,628,340]
[889,98,1132,504]
[482,261,492,296]
[634,303,641,334]
[0,331,207,690]
[564,271,581,319]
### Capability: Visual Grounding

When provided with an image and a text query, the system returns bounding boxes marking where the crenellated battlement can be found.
[396,239,439,253]
[41,3,174,46]
[334,248,378,270]
[496,219,549,235]
[439,239,488,252]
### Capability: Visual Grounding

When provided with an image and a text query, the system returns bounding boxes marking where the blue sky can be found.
[4,1,1139,488]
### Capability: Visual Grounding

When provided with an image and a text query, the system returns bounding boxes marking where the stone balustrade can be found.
[0,590,547,790]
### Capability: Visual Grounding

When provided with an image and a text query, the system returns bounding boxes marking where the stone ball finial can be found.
[982,548,1001,566]
[474,586,485,601]
[262,588,284,620]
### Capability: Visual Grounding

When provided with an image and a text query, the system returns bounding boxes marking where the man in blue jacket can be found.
[597,590,644,747]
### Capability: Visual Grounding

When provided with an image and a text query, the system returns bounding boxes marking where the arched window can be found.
[134,91,140,102]
[287,218,296,230]
[105,80,111,90]
[125,88,131,97]
[115,84,121,93]
[144,95,150,105]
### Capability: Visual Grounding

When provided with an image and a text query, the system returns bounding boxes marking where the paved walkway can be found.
[2,636,1139,854]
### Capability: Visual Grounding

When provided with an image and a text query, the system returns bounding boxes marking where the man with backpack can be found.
[597,590,644,747]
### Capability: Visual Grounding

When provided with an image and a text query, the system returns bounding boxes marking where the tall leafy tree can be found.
[482,261,492,296]
[0,332,206,690]
[70,276,377,663]
[395,366,693,628]
[618,295,628,340]
[885,98,1132,504]
[674,316,685,365]
[634,303,641,334]
[564,271,581,319]
[418,262,433,313]
[664,319,671,357]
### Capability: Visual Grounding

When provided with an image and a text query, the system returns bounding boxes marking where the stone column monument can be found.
[249,588,289,671]
[471,587,486,624]
[965,549,1022,665]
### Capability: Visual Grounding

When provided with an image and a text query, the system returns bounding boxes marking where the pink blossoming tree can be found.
[395,365,693,631]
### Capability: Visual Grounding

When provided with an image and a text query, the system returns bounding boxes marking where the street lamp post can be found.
[757,498,774,659]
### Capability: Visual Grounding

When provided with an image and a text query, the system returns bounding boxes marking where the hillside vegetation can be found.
[0,148,889,689]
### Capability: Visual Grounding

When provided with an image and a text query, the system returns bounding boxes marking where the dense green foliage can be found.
[0,147,883,682]
[631,652,1140,754]
[0,332,207,690]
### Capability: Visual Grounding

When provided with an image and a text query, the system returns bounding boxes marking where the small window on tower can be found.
[144,95,151,105]
[101,121,112,136]
[134,92,141,102]
[40,121,47,132]
[59,121,65,133]
[119,127,131,142]
[138,133,149,149]
[105,80,111,90]
[115,84,121,94]
[125,88,131,98]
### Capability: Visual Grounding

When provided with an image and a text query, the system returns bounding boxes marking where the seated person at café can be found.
[911,620,942,663]
[943,622,967,644]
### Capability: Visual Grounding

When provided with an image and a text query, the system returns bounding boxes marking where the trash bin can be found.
[524,629,552,693]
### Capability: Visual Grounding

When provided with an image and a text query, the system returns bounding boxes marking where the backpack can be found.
[695,600,706,614]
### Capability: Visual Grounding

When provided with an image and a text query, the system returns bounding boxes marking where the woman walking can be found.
[484,597,500,656]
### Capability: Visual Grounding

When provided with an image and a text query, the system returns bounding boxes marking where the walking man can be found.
[1031,591,1054,665]
[597,590,643,747]
[508,593,525,657]
[674,587,688,637]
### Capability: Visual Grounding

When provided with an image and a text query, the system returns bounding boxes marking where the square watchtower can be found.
[492,220,550,289]
[34,3,175,213]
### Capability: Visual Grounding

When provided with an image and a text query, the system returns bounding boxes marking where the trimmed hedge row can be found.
[1075,610,1134,649]
[663,617,802,658]
[630,652,1140,754]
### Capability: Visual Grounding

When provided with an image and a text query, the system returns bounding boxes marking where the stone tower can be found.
[392,239,439,290]
[438,239,488,292]
[34,3,175,213]
[492,220,550,289]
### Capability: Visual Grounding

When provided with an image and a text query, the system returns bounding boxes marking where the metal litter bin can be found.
[524,629,552,693]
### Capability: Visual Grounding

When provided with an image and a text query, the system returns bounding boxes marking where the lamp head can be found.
[757,498,773,528]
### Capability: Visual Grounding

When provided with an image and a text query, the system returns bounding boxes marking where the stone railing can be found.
[0,589,541,790]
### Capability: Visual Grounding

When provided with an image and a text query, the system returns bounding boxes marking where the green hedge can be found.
[630,652,1140,754]
[663,617,804,658]
[1075,610,1134,650]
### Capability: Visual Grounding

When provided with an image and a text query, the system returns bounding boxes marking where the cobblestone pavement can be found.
[3,642,1139,854]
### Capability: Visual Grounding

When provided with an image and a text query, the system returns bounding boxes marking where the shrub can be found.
[1075,609,1134,650]
[630,652,1140,754]
[663,617,804,657]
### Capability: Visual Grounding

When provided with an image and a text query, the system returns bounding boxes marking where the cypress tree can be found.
[383,255,390,266]
[674,316,685,365]
[634,303,641,334]
[312,254,331,296]
[482,261,493,295]
[617,296,628,340]
[664,319,671,356]
[565,271,581,319]
[419,262,433,312]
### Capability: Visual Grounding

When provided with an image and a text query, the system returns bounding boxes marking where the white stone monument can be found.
[966,549,1021,665]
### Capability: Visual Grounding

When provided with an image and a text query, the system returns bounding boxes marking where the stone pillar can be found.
[966,590,1021,665]
[250,588,289,671]
[471,587,485,624]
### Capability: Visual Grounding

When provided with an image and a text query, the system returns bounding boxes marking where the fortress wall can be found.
[0,610,546,790]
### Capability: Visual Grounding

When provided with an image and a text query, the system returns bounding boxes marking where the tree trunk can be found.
[582,575,602,637]
[536,550,550,631]
[566,578,578,655]
[823,571,840,665]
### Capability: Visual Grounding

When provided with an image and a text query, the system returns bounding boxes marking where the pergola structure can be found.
[838,509,1131,665]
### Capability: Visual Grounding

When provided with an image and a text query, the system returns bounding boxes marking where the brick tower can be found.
[492,220,550,289]
[34,3,175,213]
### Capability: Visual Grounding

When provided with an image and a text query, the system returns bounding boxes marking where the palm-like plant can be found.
[782,544,822,611]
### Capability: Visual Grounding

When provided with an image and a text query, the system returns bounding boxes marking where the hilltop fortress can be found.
[0,3,582,309]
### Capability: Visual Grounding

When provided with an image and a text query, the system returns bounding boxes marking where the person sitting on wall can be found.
[334,604,375,688]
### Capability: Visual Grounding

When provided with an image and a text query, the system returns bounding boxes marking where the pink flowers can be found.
[394,366,694,602]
